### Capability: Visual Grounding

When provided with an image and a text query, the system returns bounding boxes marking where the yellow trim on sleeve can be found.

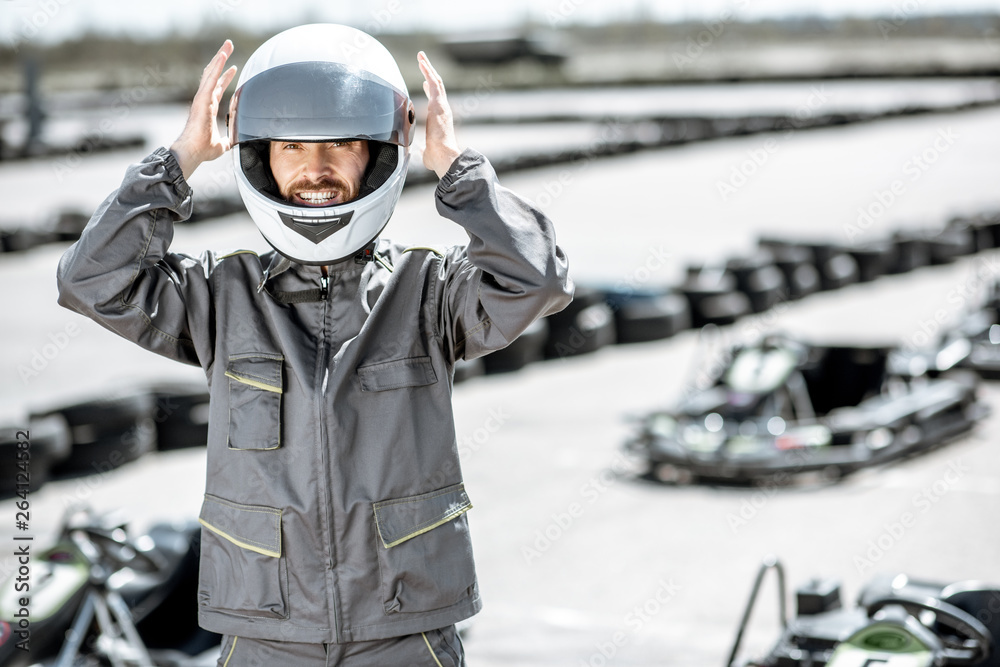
[199,518,281,558]
[219,250,259,260]
[224,371,283,394]
[403,246,445,257]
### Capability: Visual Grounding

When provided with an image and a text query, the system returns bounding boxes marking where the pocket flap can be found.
[225,353,283,393]
[374,483,472,549]
[199,494,282,558]
[357,356,437,392]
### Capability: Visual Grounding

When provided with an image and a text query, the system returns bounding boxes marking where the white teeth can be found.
[299,191,334,202]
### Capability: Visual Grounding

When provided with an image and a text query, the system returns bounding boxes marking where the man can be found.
[56,24,572,667]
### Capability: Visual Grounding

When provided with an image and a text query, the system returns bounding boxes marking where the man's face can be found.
[269,140,370,207]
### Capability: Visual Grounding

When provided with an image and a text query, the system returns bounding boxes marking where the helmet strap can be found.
[354,240,378,265]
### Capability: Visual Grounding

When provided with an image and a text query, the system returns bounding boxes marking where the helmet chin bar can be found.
[277,209,355,244]
[262,228,385,267]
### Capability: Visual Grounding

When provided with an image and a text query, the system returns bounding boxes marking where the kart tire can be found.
[482,317,549,374]
[927,225,976,264]
[0,414,71,496]
[765,244,821,300]
[681,266,751,327]
[888,231,931,274]
[601,288,692,344]
[784,262,822,299]
[51,209,92,243]
[543,286,617,359]
[692,291,753,327]
[544,302,616,358]
[950,215,996,253]
[847,241,897,283]
[726,254,788,313]
[147,383,211,451]
[973,210,1000,248]
[817,252,860,291]
[667,117,713,143]
[804,243,860,291]
[41,392,157,477]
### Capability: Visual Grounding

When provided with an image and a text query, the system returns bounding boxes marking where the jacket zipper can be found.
[316,263,341,642]
[320,265,330,301]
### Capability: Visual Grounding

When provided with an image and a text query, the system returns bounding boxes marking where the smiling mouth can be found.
[295,191,340,207]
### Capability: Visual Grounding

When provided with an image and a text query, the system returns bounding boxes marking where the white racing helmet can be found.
[228,24,414,264]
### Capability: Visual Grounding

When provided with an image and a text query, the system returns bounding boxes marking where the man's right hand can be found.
[170,40,238,180]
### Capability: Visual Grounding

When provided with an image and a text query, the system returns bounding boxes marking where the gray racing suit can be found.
[56,146,572,643]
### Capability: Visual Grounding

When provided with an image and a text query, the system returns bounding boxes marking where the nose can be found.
[302,145,334,181]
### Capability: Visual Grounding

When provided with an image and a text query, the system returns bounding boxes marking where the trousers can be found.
[216,625,466,666]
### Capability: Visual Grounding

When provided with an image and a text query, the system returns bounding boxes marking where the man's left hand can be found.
[417,51,462,179]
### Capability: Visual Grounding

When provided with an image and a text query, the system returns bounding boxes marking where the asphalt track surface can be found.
[0,102,998,666]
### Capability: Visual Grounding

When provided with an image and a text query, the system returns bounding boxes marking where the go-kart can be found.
[889,282,1000,381]
[0,506,220,666]
[625,334,987,483]
[727,557,1000,667]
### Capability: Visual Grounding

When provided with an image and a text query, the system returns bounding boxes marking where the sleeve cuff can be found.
[435,148,486,199]
[151,146,194,198]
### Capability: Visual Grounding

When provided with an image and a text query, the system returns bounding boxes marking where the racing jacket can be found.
[56,146,572,643]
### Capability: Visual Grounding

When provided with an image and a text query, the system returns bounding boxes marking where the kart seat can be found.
[800,346,890,416]
[939,582,1000,667]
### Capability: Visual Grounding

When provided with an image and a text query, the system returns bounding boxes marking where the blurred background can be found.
[1,1,999,665]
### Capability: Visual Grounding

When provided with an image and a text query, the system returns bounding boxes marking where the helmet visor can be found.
[230,61,413,147]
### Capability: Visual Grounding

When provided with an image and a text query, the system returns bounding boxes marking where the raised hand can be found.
[417,51,462,179]
[170,40,238,180]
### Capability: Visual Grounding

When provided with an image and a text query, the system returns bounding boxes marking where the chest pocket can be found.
[225,352,283,450]
[357,356,437,392]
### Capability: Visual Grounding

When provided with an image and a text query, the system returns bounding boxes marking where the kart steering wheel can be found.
[866,593,993,665]
[75,526,166,574]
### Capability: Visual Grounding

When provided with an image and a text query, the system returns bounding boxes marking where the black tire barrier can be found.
[52,209,92,243]
[696,291,755,327]
[711,117,750,137]
[680,266,754,327]
[1,134,146,161]
[482,317,549,374]
[454,356,485,384]
[805,243,861,291]
[961,211,1000,249]
[600,287,692,344]
[950,215,997,254]
[820,253,861,291]
[543,286,617,359]
[0,192,249,257]
[0,414,71,497]
[38,392,157,477]
[926,225,977,264]
[147,383,211,451]
[188,193,247,224]
[759,242,822,301]
[726,252,789,313]
[846,240,898,283]
[0,227,61,254]
[659,117,714,144]
[888,231,932,274]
